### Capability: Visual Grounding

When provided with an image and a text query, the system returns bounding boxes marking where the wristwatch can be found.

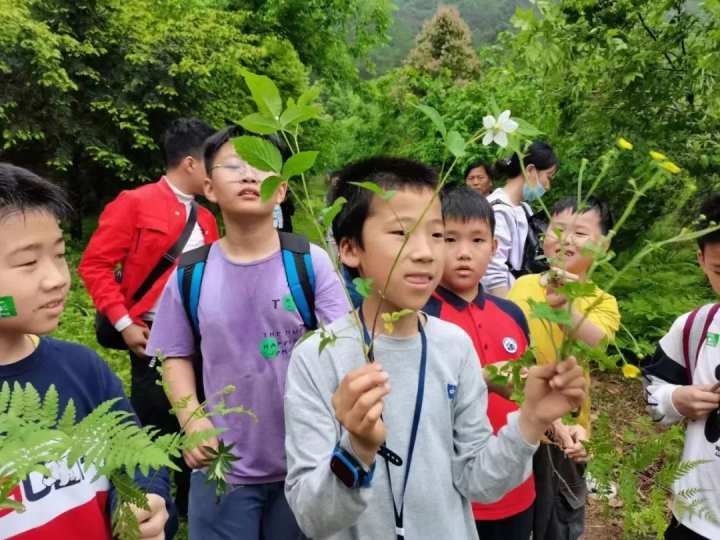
[330,443,375,488]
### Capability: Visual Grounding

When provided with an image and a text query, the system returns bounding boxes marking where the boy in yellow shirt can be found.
[508,196,620,540]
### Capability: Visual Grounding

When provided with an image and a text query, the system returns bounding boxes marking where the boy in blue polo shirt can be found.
[283,157,588,540]
[424,185,534,539]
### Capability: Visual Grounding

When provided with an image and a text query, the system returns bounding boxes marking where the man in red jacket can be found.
[79,118,219,516]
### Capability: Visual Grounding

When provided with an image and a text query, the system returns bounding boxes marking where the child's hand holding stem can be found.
[332,363,391,467]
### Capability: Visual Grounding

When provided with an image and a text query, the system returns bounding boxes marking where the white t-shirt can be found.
[481,187,531,291]
[645,308,720,538]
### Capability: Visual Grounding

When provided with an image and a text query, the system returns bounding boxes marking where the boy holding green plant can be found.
[508,196,620,540]
[643,193,720,540]
[0,163,173,539]
[284,157,588,540]
[146,126,349,539]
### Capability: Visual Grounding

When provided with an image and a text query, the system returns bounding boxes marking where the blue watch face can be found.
[330,454,358,488]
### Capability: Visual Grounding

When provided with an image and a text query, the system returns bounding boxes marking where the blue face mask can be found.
[523,175,546,202]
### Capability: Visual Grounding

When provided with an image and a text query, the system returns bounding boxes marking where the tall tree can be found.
[404,5,481,81]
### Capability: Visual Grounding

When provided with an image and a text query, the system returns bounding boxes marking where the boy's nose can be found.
[409,234,435,262]
[41,261,69,291]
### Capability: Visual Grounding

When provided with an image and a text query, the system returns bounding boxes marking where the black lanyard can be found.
[358,308,428,540]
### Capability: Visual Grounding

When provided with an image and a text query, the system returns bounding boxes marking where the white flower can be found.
[481,110,519,148]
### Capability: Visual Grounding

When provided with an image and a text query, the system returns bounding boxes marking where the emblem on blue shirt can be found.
[503,337,518,354]
[447,384,457,400]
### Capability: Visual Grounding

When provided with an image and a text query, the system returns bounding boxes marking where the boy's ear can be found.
[204,176,218,203]
[491,237,498,256]
[698,248,706,268]
[339,237,362,272]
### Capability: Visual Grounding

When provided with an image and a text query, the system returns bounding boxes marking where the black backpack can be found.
[491,200,549,278]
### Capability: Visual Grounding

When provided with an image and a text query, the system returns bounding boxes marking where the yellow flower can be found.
[617,137,634,150]
[649,151,668,161]
[622,363,641,378]
[659,161,681,174]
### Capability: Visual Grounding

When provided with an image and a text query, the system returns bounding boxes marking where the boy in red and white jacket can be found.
[78,118,219,516]
[424,185,534,540]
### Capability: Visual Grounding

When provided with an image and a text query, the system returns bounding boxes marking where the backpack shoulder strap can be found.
[177,244,212,341]
[682,303,720,381]
[279,232,317,330]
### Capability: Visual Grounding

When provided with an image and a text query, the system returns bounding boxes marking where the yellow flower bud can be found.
[649,151,668,161]
[617,137,634,150]
[622,363,641,379]
[660,161,681,174]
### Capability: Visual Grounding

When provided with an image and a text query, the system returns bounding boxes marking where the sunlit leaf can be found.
[320,196,346,226]
[239,69,282,118]
[232,136,282,174]
[280,104,322,128]
[353,277,374,298]
[238,113,280,135]
[349,181,396,200]
[282,151,318,179]
[528,299,573,326]
[298,86,321,107]
[260,175,284,202]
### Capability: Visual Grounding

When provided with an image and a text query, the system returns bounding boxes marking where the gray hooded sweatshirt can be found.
[284,313,538,540]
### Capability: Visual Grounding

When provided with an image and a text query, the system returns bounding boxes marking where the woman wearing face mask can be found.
[482,141,558,297]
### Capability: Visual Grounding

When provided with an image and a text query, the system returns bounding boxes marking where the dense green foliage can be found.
[0,0,391,238]
[317,0,720,354]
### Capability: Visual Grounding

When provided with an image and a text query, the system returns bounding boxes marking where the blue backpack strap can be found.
[279,232,317,330]
[177,243,211,402]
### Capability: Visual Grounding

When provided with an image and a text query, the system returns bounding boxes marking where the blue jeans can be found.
[188,470,303,540]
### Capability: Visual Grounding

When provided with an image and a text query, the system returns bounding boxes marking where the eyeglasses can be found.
[210,162,274,181]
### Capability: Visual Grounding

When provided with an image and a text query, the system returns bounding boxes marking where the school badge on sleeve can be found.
[502,337,518,354]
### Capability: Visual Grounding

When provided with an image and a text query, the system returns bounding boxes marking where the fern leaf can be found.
[57,398,76,432]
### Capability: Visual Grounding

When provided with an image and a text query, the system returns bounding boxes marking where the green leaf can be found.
[528,299,573,326]
[280,104,322,128]
[320,196,346,226]
[298,86,321,107]
[349,181,396,200]
[446,130,467,158]
[232,136,282,174]
[318,332,338,355]
[260,175,284,202]
[556,281,597,301]
[515,118,543,138]
[352,277,374,298]
[282,151,318,179]
[238,113,281,135]
[416,104,446,137]
[239,69,282,118]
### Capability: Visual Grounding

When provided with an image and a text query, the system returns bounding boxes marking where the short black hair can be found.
[330,156,438,249]
[493,141,558,179]
[0,163,72,222]
[203,125,291,176]
[550,196,614,235]
[162,118,215,169]
[441,185,495,234]
[697,193,720,251]
[464,160,494,180]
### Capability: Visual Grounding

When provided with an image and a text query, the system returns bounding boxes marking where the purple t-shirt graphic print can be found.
[146,241,350,484]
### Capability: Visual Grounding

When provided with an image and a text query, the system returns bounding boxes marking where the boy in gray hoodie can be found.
[284,157,586,540]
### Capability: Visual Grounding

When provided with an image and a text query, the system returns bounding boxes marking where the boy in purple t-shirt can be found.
[146,126,350,539]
